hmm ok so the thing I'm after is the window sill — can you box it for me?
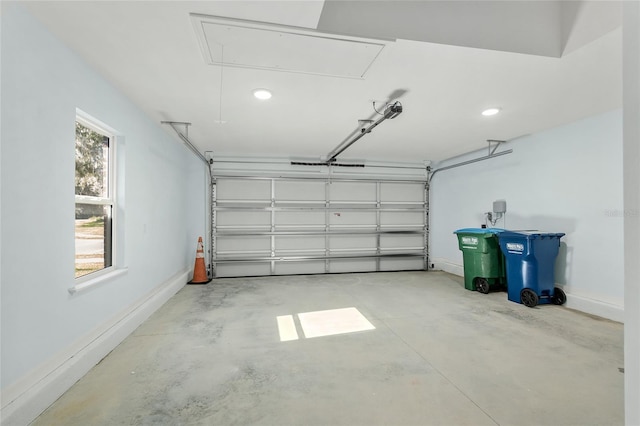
[68,268,128,295]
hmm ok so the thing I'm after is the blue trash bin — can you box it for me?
[498,231,566,307]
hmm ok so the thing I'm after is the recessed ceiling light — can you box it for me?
[482,107,501,116]
[253,89,272,100]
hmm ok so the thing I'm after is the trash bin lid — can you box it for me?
[498,230,565,239]
[454,228,506,235]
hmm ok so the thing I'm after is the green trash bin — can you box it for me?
[454,228,506,293]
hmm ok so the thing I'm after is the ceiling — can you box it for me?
[24,1,622,163]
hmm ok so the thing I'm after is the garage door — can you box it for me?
[212,176,428,277]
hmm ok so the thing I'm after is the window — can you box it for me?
[75,117,115,278]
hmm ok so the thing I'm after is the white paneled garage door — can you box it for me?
[212,176,428,277]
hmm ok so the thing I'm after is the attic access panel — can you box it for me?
[191,14,388,78]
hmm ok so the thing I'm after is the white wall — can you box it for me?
[623,2,640,423]
[431,109,624,321]
[0,3,205,422]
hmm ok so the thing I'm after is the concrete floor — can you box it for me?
[33,271,624,425]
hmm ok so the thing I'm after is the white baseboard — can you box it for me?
[564,292,624,323]
[431,258,623,323]
[0,269,189,426]
[431,258,464,277]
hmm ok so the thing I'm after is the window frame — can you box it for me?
[74,113,117,282]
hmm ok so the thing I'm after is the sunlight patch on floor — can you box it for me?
[298,307,375,339]
[276,315,299,341]
[277,307,375,342]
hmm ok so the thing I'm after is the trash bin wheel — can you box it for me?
[552,287,567,305]
[475,278,490,294]
[521,288,538,308]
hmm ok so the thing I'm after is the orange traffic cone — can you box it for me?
[188,237,211,284]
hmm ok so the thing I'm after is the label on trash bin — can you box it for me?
[461,236,478,247]
[506,242,525,253]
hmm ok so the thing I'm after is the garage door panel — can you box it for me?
[216,263,271,277]
[329,181,376,201]
[380,258,425,271]
[216,236,271,252]
[212,177,427,277]
[380,211,424,226]
[329,259,377,273]
[276,261,325,275]
[217,179,270,200]
[275,236,325,251]
[330,235,377,250]
[329,212,376,226]
[380,234,424,250]
[380,182,424,202]
[275,180,325,201]
[275,211,325,226]
[217,211,271,227]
